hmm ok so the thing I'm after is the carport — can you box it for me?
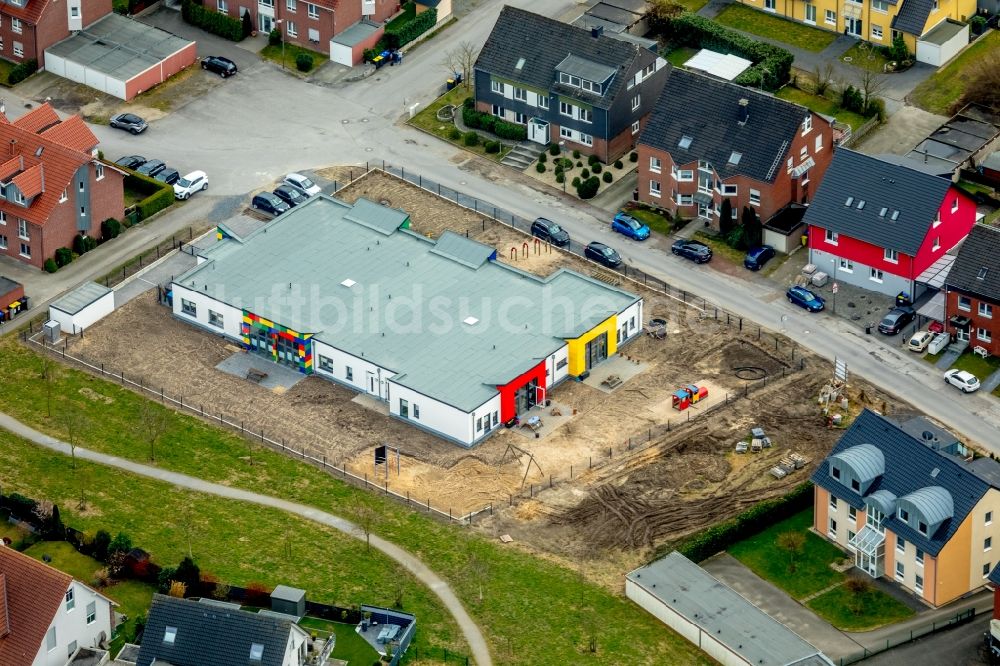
[44,13,197,101]
[916,19,969,67]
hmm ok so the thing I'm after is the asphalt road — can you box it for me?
[861,617,990,666]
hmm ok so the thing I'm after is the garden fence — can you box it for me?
[835,607,979,665]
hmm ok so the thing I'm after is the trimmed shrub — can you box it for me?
[460,106,527,140]
[44,258,57,273]
[556,172,565,184]
[576,160,583,167]
[581,168,590,179]
[536,162,546,173]
[54,247,73,267]
[572,176,581,188]
[295,53,314,72]
[592,163,602,174]
[362,48,378,63]
[865,97,887,121]
[493,120,527,141]
[602,172,613,183]
[101,218,122,241]
[92,530,112,562]
[73,234,88,256]
[8,59,38,86]
[268,28,282,46]
[554,165,563,176]
[629,151,638,163]
[576,176,600,199]
[384,5,437,50]
[614,159,624,169]
[572,149,581,159]
[109,532,133,556]
[182,0,244,41]
[463,131,479,146]
[448,126,462,140]
[588,154,599,166]
[126,172,174,221]
[463,96,475,109]
[84,236,97,252]
[484,140,500,153]
[841,85,865,114]
[548,143,560,156]
[971,14,988,34]
[538,152,546,163]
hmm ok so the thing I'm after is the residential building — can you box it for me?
[0,544,116,666]
[170,195,643,447]
[805,149,977,297]
[135,595,309,666]
[0,102,125,270]
[738,0,974,59]
[636,68,833,229]
[474,6,669,162]
[0,0,111,66]
[811,409,1000,607]
[944,223,1000,354]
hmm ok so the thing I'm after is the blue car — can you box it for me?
[743,245,775,271]
[786,286,825,312]
[611,213,650,241]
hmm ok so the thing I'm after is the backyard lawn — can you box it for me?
[807,583,914,631]
[665,46,698,68]
[950,350,1000,380]
[776,86,869,131]
[626,206,673,236]
[714,5,837,52]
[0,338,713,666]
[298,616,379,664]
[910,31,1000,115]
[408,86,511,162]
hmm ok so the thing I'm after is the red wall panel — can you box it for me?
[497,360,547,422]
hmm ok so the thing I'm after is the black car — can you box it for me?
[154,168,180,186]
[136,159,166,177]
[252,192,290,216]
[878,306,916,335]
[671,239,713,263]
[273,184,309,208]
[109,113,147,134]
[584,241,622,268]
[201,56,237,78]
[530,217,570,247]
[115,155,146,170]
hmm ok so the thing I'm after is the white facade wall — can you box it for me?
[32,582,113,666]
[67,0,83,31]
[545,344,570,388]
[312,338,392,398]
[49,291,115,335]
[281,625,308,666]
[617,301,643,346]
[470,394,503,445]
[171,284,244,340]
[387,382,475,445]
[809,248,913,297]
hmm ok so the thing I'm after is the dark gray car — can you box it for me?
[136,159,165,177]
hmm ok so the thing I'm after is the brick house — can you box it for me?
[474,6,669,163]
[0,103,125,270]
[0,0,111,66]
[805,149,977,298]
[636,69,833,229]
[944,223,1000,354]
[812,409,1000,608]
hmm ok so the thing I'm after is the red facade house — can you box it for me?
[0,0,111,66]
[636,68,833,229]
[0,103,125,270]
[805,150,977,298]
[944,224,1000,354]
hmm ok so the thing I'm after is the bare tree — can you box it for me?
[58,402,85,470]
[441,41,478,90]
[855,42,888,110]
[138,399,170,462]
[812,62,836,97]
[646,0,685,35]
[776,531,806,573]
[38,352,55,418]
[962,54,1000,113]
[350,501,379,553]
[176,501,199,560]
[464,545,490,604]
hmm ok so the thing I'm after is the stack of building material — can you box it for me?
[751,440,763,453]
[750,427,772,449]
[790,453,807,469]
[770,466,788,479]
[735,441,748,453]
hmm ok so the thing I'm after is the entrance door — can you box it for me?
[957,327,970,342]
[585,333,608,371]
[528,119,550,145]
[846,17,863,37]
[259,14,273,33]
[515,380,538,415]
[618,323,628,345]
[367,371,377,394]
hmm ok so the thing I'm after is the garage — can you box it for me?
[329,20,384,67]
[48,282,115,336]
[44,13,197,101]
[916,19,969,67]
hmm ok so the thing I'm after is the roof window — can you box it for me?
[678,135,693,149]
[250,643,264,661]
[164,627,177,644]
[879,207,887,217]
[845,196,854,207]
[728,151,742,165]
[856,200,866,210]
[979,267,989,280]
[515,57,525,71]
[891,210,899,221]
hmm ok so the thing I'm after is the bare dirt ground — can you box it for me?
[58,168,908,577]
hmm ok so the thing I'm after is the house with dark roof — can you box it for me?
[0,0,112,66]
[805,149,977,298]
[811,409,1000,607]
[136,595,310,666]
[944,224,1000,355]
[473,6,669,162]
[636,68,834,230]
[0,102,125,270]
[0,544,116,666]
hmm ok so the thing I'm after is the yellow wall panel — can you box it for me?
[566,315,618,376]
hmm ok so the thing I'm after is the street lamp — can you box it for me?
[830,257,839,315]
[559,140,566,193]
[274,19,286,70]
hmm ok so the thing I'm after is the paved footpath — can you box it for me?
[0,411,493,666]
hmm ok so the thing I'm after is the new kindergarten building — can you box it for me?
[170,196,642,447]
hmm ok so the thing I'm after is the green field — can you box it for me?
[910,31,1000,115]
[776,86,870,131]
[0,338,712,665]
[714,5,837,52]
[665,46,698,68]
[260,42,328,74]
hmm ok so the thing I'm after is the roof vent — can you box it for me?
[678,135,693,150]
[340,279,356,288]
[845,196,854,207]
[515,57,525,71]
[463,316,479,326]
[979,267,989,280]
[922,430,934,441]
[591,26,603,38]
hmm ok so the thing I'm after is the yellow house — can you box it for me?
[739,0,975,55]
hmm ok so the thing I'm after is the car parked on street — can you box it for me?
[786,286,825,312]
[115,155,146,170]
[109,113,147,134]
[611,212,650,241]
[530,217,569,247]
[284,173,321,196]
[878,306,916,335]
[584,241,622,268]
[201,55,237,78]
[944,369,981,393]
[136,159,165,177]
[252,191,290,216]
[908,330,934,352]
[173,171,208,200]
[273,184,309,208]
[743,245,775,271]
[671,239,712,263]
[154,168,180,186]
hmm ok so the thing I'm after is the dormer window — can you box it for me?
[898,508,909,521]
[581,79,602,94]
[831,465,841,479]
[918,521,928,535]
[850,478,860,492]
[559,72,582,88]
[11,189,24,205]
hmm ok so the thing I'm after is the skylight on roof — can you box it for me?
[678,135,693,149]
[250,643,264,661]
[845,197,854,207]
[879,207,887,217]
[980,267,990,280]
[164,627,177,644]
[340,279,357,288]
[891,210,900,221]
[463,316,479,326]
[515,57,526,71]
[857,200,866,210]
[728,151,742,165]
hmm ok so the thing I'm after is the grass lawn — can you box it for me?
[385,2,416,31]
[728,509,846,599]
[0,59,16,88]
[840,42,891,72]
[298,617,379,664]
[665,46,698,68]
[677,0,710,10]
[627,207,673,236]
[923,348,945,366]
[807,584,915,631]
[950,350,1000,380]
[714,5,837,52]
[0,338,712,666]
[776,86,869,131]
[408,86,511,163]
[260,43,328,74]
[123,186,147,209]
[693,231,747,267]
[910,31,1000,115]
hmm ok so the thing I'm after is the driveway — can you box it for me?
[861,616,989,666]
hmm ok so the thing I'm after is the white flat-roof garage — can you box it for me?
[48,281,114,335]
[171,195,642,447]
[44,13,197,101]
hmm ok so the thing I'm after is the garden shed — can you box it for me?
[48,281,114,335]
[270,585,307,617]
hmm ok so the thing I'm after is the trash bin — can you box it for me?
[896,291,911,307]
[866,323,873,334]
[446,78,456,91]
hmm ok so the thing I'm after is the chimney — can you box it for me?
[738,98,749,125]
[591,25,603,38]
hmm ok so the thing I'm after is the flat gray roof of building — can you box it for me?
[270,585,305,602]
[176,196,639,411]
[332,20,381,46]
[627,552,831,666]
[46,13,192,81]
[50,281,112,316]
[921,18,967,45]
[0,275,20,296]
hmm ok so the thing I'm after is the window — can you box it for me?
[59,189,67,203]
[580,108,593,123]
[307,27,319,41]
[70,6,80,17]
[346,366,353,381]
[805,3,816,22]
[559,101,573,117]
[250,643,264,661]
[86,600,96,624]
[400,398,409,418]
[896,536,906,552]
[318,355,333,372]
[96,164,104,181]
[17,218,27,240]
[181,299,197,317]
[537,95,549,110]
[632,120,640,135]
[871,25,883,40]
[218,0,228,11]
[825,229,838,244]
[831,465,841,479]
[847,529,856,547]
[870,268,884,283]
[287,0,296,9]
[79,180,85,192]
[918,520,928,535]
[829,495,837,510]
[979,328,993,343]
[916,548,924,565]
[46,627,56,651]
[722,183,738,196]
[849,506,857,521]
[18,243,29,258]
[164,626,177,644]
[988,511,994,526]
[979,302,993,318]
[649,180,661,198]
[815,134,823,152]
[958,295,971,311]
[802,115,812,133]
[828,517,837,537]
[895,561,904,580]
[66,588,75,611]
[491,104,503,117]
[952,196,959,213]
[307,2,318,18]
[476,417,483,432]
[413,404,420,419]
[581,79,602,94]
[560,127,573,139]
[68,640,78,658]
[749,189,761,206]
[898,507,909,521]
[514,112,526,125]
[11,18,21,34]
[839,258,854,272]
[826,9,836,24]
[631,95,640,111]
[986,563,993,578]
[932,236,940,251]
[677,193,693,206]
[287,21,297,36]
[208,310,224,328]
[649,156,662,173]
[0,235,6,249]
[579,132,593,147]
[851,478,860,492]
[513,87,526,102]
[933,212,941,227]
[678,169,693,182]
[557,358,568,370]
[12,42,21,58]
[915,574,923,592]
[492,411,499,426]
[0,211,5,224]
[490,80,504,94]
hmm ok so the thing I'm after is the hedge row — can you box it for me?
[461,105,528,141]
[669,13,792,92]
[669,482,814,563]
[125,172,175,221]
[384,5,437,50]
[182,0,244,42]
[8,59,38,86]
